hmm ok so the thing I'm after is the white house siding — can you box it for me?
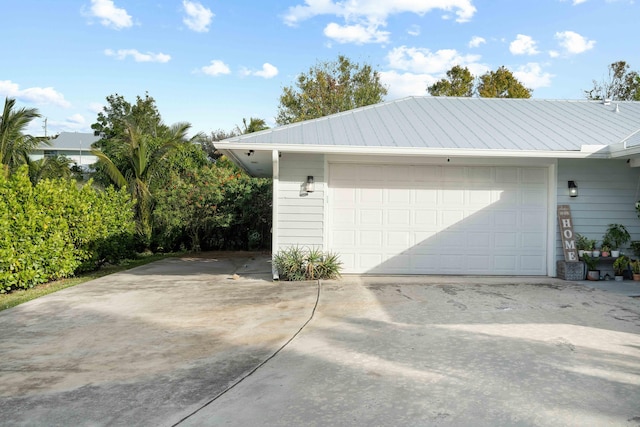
[276,153,325,251]
[556,159,640,261]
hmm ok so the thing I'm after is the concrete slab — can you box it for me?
[182,276,640,427]
[572,279,640,298]
[2,267,640,427]
[0,252,318,427]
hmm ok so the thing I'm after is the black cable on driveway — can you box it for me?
[172,279,322,426]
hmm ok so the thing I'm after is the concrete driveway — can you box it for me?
[1,255,640,426]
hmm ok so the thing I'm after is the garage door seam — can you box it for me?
[172,279,322,426]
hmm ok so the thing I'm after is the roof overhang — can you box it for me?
[218,141,620,177]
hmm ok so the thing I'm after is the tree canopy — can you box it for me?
[0,97,45,172]
[427,66,532,98]
[584,60,640,101]
[427,66,474,97]
[276,55,388,125]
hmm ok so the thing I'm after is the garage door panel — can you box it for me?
[522,168,547,183]
[416,189,438,204]
[360,209,383,225]
[329,164,547,275]
[360,230,383,246]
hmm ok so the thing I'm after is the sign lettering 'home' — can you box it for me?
[557,205,578,262]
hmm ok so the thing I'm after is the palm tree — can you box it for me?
[28,155,74,184]
[91,120,192,246]
[0,97,46,172]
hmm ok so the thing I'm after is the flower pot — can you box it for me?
[633,273,640,281]
[586,270,600,281]
[615,275,624,282]
[611,250,620,257]
[592,250,600,257]
[601,251,610,257]
[578,250,585,257]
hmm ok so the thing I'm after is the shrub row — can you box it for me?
[0,166,136,292]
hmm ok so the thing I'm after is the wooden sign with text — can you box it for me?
[557,205,579,262]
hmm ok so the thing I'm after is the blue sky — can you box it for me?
[1,0,638,137]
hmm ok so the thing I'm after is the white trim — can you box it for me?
[272,150,279,280]
[547,162,558,277]
[323,155,329,253]
[218,144,610,160]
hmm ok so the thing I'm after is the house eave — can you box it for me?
[218,143,610,160]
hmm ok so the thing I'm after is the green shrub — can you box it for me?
[274,246,342,281]
[0,166,136,292]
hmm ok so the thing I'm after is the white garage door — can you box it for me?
[328,163,548,275]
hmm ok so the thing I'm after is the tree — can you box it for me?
[584,61,640,101]
[427,65,474,97]
[0,97,46,172]
[27,155,74,184]
[92,120,192,246]
[276,55,388,125]
[241,117,269,134]
[91,92,161,139]
[427,66,532,99]
[477,66,532,98]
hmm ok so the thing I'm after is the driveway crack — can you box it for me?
[171,279,321,426]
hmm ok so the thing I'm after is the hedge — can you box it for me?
[0,166,136,292]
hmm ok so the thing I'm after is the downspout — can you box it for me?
[272,150,280,280]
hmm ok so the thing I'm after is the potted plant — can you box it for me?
[631,259,640,281]
[591,240,600,258]
[603,223,631,257]
[600,244,611,258]
[582,253,599,281]
[613,255,629,281]
[576,233,590,257]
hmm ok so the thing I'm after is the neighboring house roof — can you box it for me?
[39,132,99,151]
[217,96,640,177]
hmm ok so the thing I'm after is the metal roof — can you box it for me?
[40,132,99,151]
[216,96,640,176]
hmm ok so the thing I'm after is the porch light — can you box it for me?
[305,176,315,193]
[568,181,578,197]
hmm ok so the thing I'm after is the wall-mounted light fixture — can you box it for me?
[246,150,254,157]
[568,180,578,197]
[305,176,315,193]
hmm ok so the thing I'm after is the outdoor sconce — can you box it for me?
[568,180,578,197]
[305,176,315,193]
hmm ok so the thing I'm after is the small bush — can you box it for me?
[274,246,342,281]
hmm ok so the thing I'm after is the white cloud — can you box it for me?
[199,60,231,76]
[242,63,279,79]
[253,63,279,79]
[88,102,104,114]
[386,45,483,74]
[283,0,476,44]
[66,114,86,125]
[555,30,595,54]
[509,34,539,55]
[323,22,390,44]
[548,50,560,58]
[513,63,554,89]
[468,35,485,48]
[87,0,133,29]
[0,80,71,108]
[380,70,435,99]
[381,45,489,100]
[182,0,214,33]
[407,25,420,36]
[104,49,171,63]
